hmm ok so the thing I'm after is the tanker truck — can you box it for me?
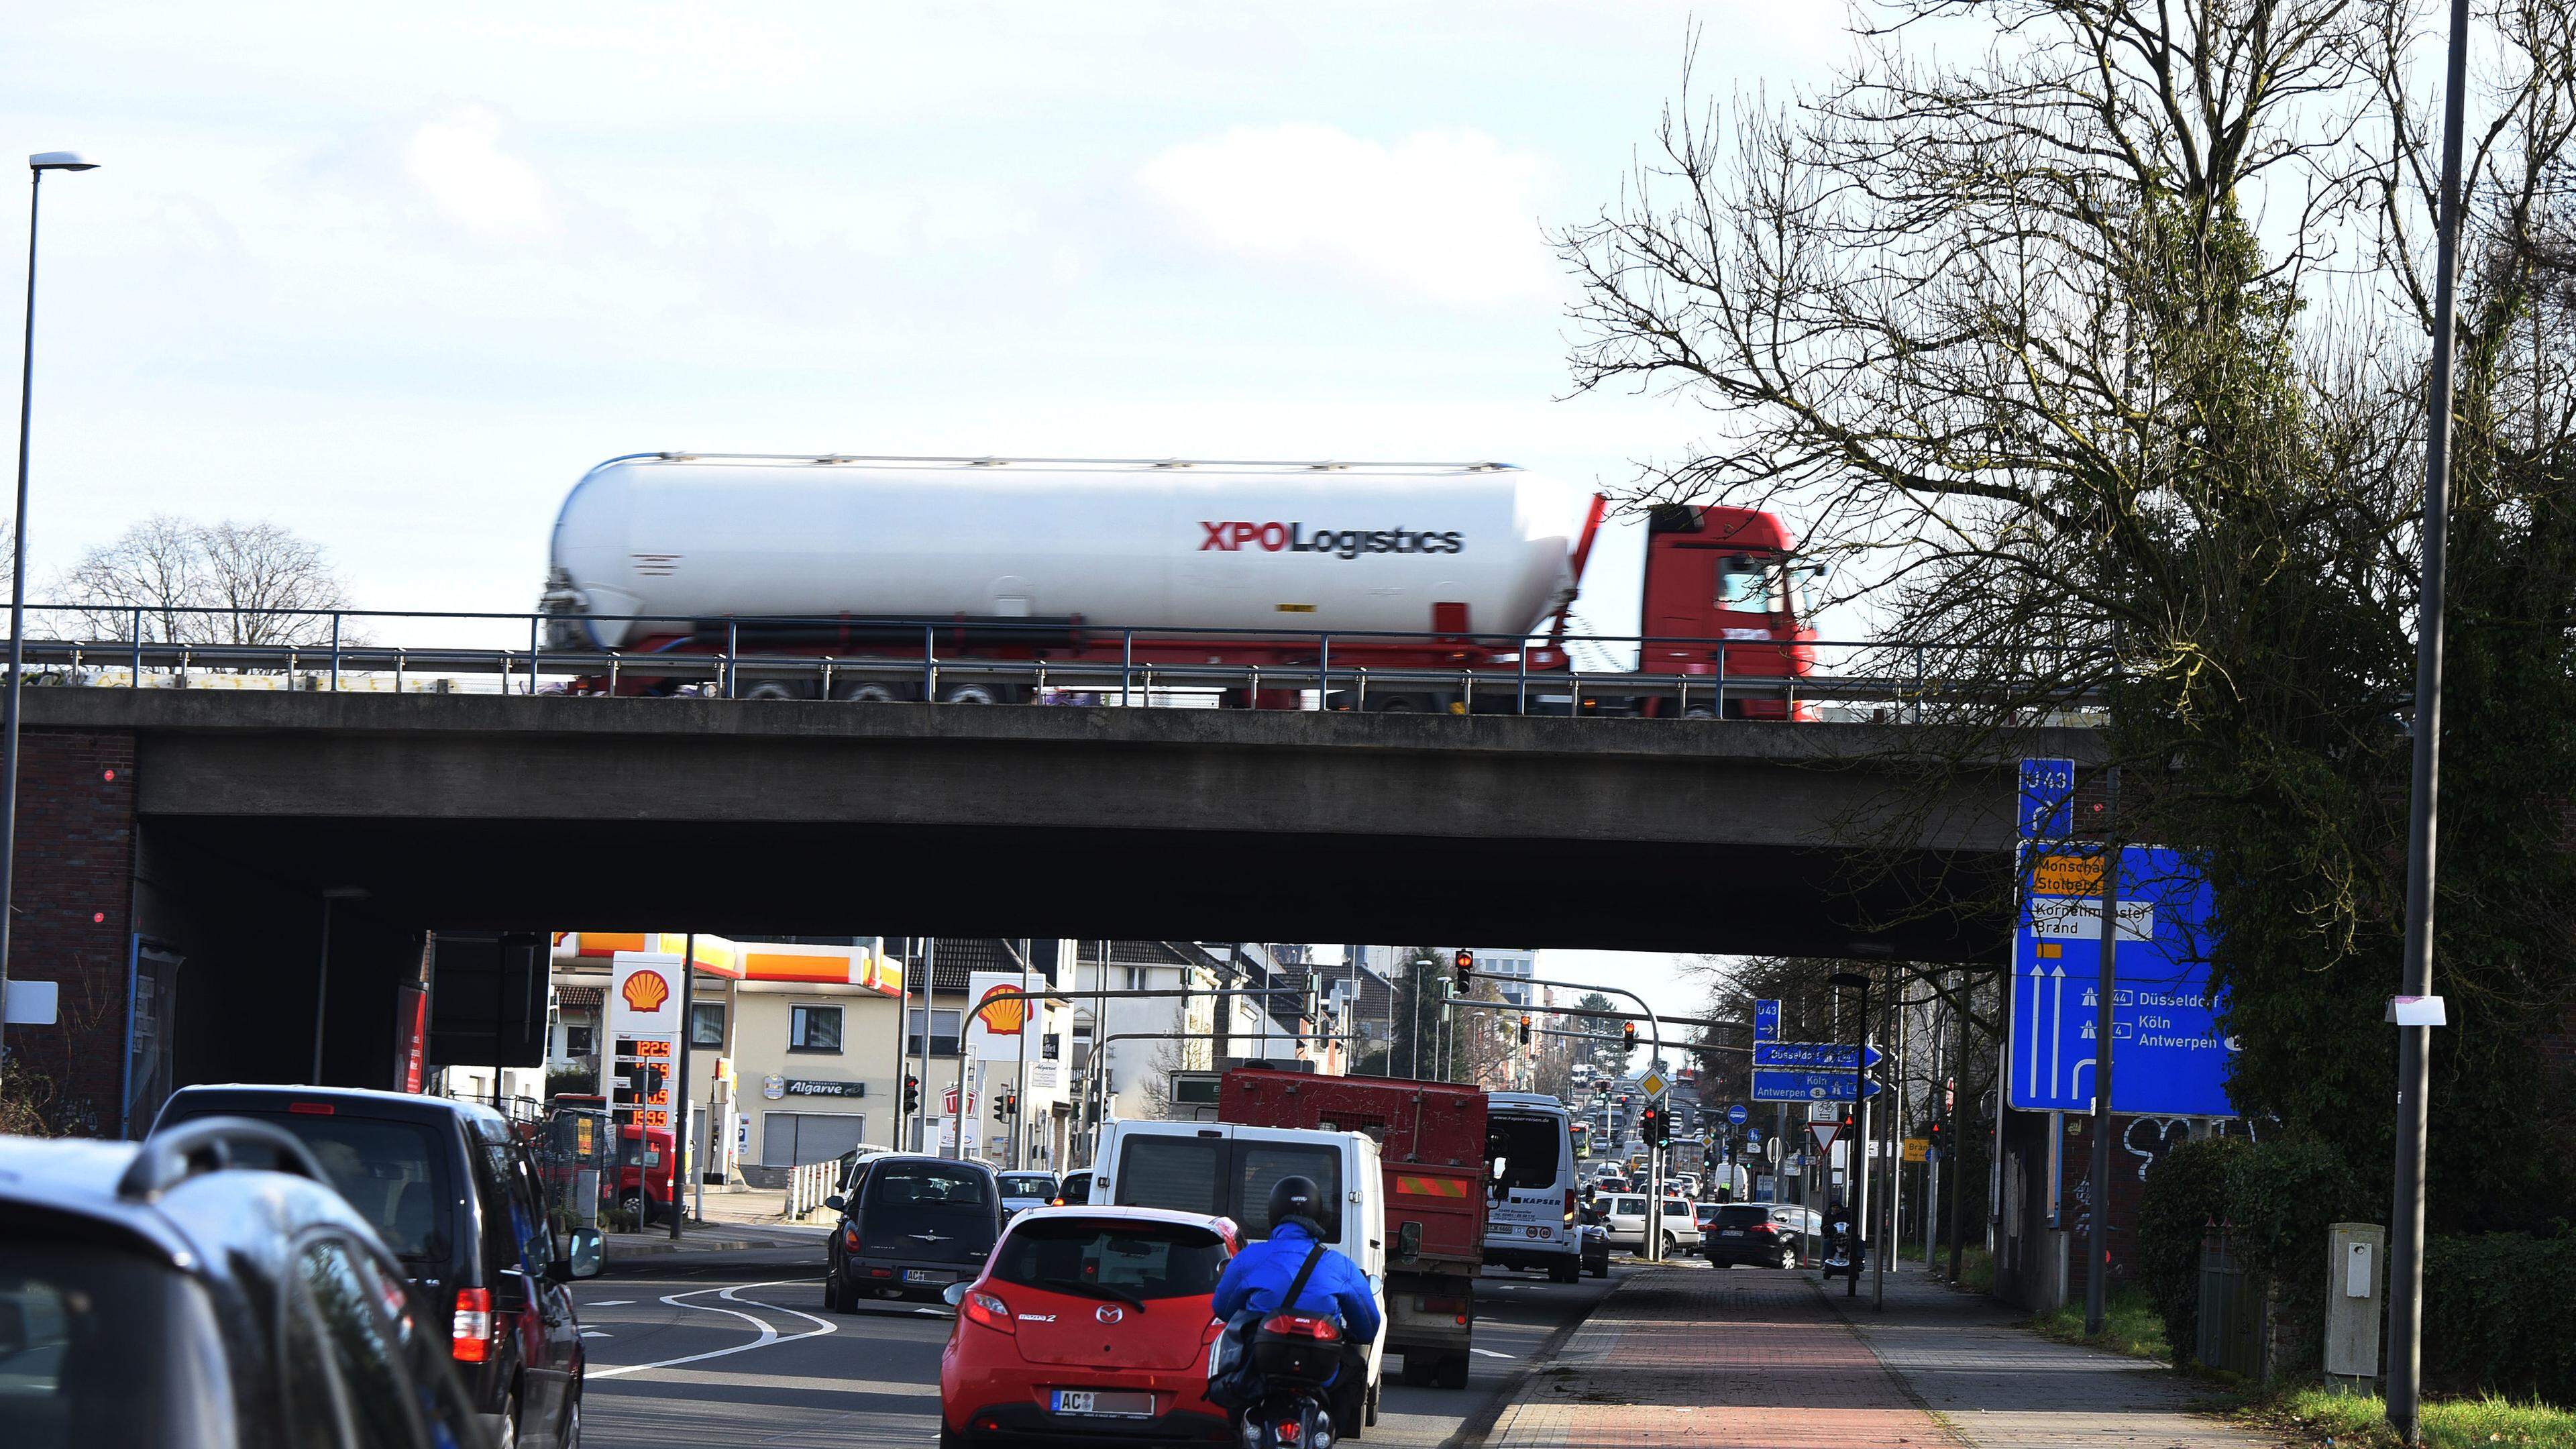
[541,452,1819,714]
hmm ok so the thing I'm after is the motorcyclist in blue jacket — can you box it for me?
[1211,1176,1383,1375]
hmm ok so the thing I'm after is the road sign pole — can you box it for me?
[2086,771,2119,1337]
[1947,966,1970,1284]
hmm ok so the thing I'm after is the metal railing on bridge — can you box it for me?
[0,603,2107,722]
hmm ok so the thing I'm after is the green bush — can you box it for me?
[2137,1135,2248,1364]
[2222,1135,2371,1377]
[2420,1232,2576,1407]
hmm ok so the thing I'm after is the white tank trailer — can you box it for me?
[543,453,1597,650]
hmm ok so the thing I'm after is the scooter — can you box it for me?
[1821,1222,1857,1281]
[1235,1310,1346,1449]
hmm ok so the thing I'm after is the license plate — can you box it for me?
[902,1269,953,1285]
[1722,1228,1746,1236]
[1051,1390,1154,1418]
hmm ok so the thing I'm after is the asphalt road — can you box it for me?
[577,1250,1627,1449]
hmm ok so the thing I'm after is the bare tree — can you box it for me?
[57,515,354,648]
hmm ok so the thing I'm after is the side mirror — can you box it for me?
[565,1227,605,1280]
[823,1195,846,1213]
[1394,1222,1424,1264]
[941,1282,970,1307]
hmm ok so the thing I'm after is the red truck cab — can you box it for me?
[1639,503,1821,718]
[612,1124,676,1222]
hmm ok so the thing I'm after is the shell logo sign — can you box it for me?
[975,983,1028,1035]
[621,968,672,1015]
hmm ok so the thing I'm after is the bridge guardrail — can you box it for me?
[0,603,2108,721]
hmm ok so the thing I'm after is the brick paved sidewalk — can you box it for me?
[1489,1267,1949,1449]
[1489,1265,2277,1449]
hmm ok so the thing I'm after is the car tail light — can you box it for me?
[451,1287,493,1362]
[843,1224,861,1250]
[1563,1189,1577,1225]
[961,1290,1015,1334]
[1261,1313,1341,1342]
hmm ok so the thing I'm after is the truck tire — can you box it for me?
[1549,1258,1579,1284]
[741,679,810,700]
[833,681,909,703]
[1435,1355,1470,1391]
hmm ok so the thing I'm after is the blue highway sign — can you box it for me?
[1727,1104,1749,1126]
[1754,1000,1781,1042]
[1752,1042,1884,1071]
[1751,1069,1883,1103]
[2007,831,2238,1117]
[2019,757,2077,841]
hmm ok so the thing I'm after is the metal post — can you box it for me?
[888,937,912,1150]
[1948,966,1971,1283]
[329,614,343,692]
[669,932,695,1240]
[0,168,46,1065]
[1880,987,1907,1310]
[525,614,537,696]
[1517,647,1528,714]
[922,625,936,704]
[309,896,335,1082]
[129,607,141,688]
[1849,973,1870,1297]
[2389,6,2471,1440]
[1318,636,1330,710]
[2086,770,2121,1336]
[918,937,938,1151]
[1120,633,1132,708]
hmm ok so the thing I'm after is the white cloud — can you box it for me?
[1136,123,1556,308]
[404,106,555,242]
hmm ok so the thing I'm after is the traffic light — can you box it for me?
[1517,1014,1532,1046]
[1926,1119,1947,1157]
[1452,949,1474,994]
[1621,1020,1636,1053]
[1006,1088,1018,1118]
[903,1074,921,1115]
[993,1092,1008,1122]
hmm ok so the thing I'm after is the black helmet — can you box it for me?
[1267,1175,1324,1234]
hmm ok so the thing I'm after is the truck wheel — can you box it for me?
[741,680,810,700]
[1549,1258,1579,1284]
[1434,1356,1470,1391]
[937,682,1009,704]
[833,682,908,703]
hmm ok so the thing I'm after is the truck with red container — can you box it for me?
[543,454,1821,715]
[1220,1065,1489,1389]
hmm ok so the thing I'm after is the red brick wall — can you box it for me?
[4,728,136,1135]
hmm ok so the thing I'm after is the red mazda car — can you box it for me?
[939,1205,1242,1449]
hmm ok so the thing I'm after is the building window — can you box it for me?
[790,1004,843,1053]
[1123,965,1145,991]
[563,1024,595,1059]
[690,1002,726,1048]
[908,1007,963,1057]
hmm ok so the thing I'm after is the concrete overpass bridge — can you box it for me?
[4,688,2094,1130]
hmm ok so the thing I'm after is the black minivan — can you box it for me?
[823,1154,1002,1311]
[155,1084,603,1448]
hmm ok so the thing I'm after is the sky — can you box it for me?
[5,1,1856,1015]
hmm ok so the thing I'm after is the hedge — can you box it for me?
[2135,1135,2247,1364]
[2420,1232,2576,1406]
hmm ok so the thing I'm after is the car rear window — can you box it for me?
[1713,1205,1770,1228]
[1485,1113,1564,1191]
[215,1112,449,1260]
[0,1238,233,1449]
[990,1218,1229,1301]
[1000,1174,1057,1197]
[869,1163,992,1209]
[1113,1136,1341,1240]
[1612,1195,1645,1214]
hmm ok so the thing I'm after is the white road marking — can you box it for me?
[582,1331,614,1338]
[1468,1348,1514,1359]
[584,1299,636,1307]
[586,1281,839,1380]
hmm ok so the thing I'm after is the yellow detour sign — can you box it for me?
[2033,853,2107,896]
[1903,1137,1929,1163]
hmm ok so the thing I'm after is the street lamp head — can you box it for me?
[1828,971,1869,989]
[29,152,99,172]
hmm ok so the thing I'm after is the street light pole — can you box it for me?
[1831,971,1870,1298]
[2389,3,2473,1442]
[0,152,96,1070]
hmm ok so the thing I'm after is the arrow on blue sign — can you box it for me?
[1753,1000,1781,1042]
[1752,1041,1883,1071]
[1750,1069,1883,1102]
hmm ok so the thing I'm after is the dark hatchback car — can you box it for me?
[825,1154,1004,1310]
[0,1117,487,1448]
[1701,1202,1819,1269]
[156,1084,602,1448]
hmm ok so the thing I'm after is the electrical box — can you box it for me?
[2324,1222,2387,1385]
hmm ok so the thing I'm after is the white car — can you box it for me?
[1599,1194,1701,1254]
[996,1170,1059,1218]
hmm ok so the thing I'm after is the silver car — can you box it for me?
[997,1170,1059,1218]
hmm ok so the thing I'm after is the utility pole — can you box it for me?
[668,932,694,1242]
[2086,769,2121,1337]
[2388,3,2471,1441]
[1947,967,1970,1283]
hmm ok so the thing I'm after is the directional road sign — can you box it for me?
[2007,800,2238,1116]
[1745,1128,1762,1145]
[1751,1068,1883,1102]
[1753,999,1781,1042]
[1727,1104,1749,1126]
[1752,1041,1883,1071]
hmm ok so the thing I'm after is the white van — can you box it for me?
[1090,1121,1387,1434]
[1481,1092,1580,1281]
